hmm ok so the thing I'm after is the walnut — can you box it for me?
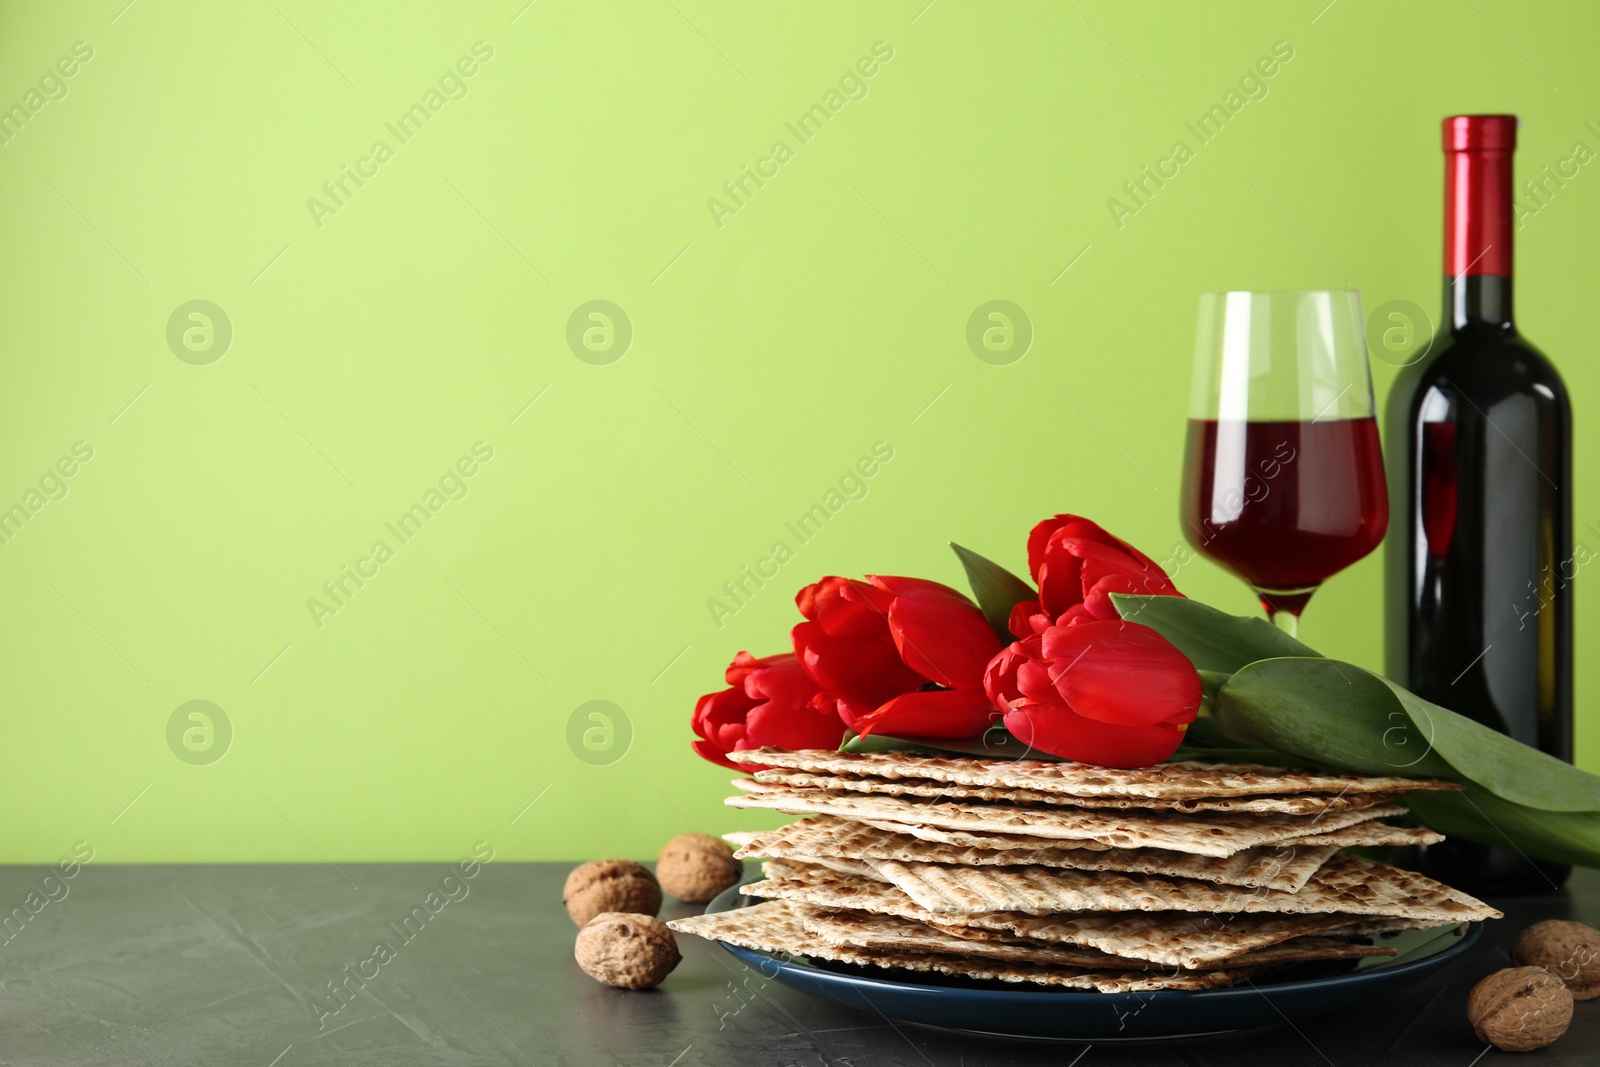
[657,833,743,903]
[563,860,662,926]
[574,912,681,989]
[1510,920,1600,1000]
[1467,966,1573,1051]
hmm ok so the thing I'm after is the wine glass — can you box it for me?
[1180,290,1389,635]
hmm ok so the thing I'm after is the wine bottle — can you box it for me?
[1384,114,1573,895]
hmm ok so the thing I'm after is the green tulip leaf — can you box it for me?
[1171,711,1306,767]
[1195,669,1232,714]
[950,542,1034,645]
[1110,594,1319,673]
[1217,657,1600,813]
[1213,657,1457,779]
[842,728,1062,762]
[1404,786,1600,869]
[1170,745,1309,764]
[1179,715,1288,755]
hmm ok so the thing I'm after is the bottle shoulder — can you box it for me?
[1396,328,1568,408]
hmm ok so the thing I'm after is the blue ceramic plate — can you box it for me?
[704,885,1483,1041]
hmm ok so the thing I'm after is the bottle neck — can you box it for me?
[1446,127,1516,337]
[1446,274,1515,334]
[1444,144,1514,275]
[1443,138,1514,336]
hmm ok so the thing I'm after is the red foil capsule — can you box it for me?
[1442,114,1517,277]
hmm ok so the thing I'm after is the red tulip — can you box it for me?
[984,620,1200,767]
[793,575,1004,741]
[691,651,844,769]
[1009,514,1183,637]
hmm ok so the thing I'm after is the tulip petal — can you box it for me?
[836,576,899,618]
[853,687,1002,740]
[692,687,754,739]
[1037,620,1201,727]
[1007,599,1048,639]
[1056,603,1099,626]
[1029,514,1182,623]
[887,593,1002,688]
[798,577,893,637]
[723,649,765,687]
[1052,516,1171,574]
[1074,544,1182,621]
[1014,659,1059,706]
[1025,519,1059,584]
[792,620,924,708]
[1076,545,1181,595]
[870,574,983,606]
[1036,546,1086,619]
[1029,514,1122,585]
[1004,704,1187,768]
[745,698,848,752]
[982,641,1029,712]
[1080,570,1180,622]
[692,650,831,769]
[742,653,821,701]
[834,697,876,732]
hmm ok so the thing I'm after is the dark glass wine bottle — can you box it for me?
[1384,115,1573,895]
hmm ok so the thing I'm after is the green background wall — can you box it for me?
[2,0,1594,863]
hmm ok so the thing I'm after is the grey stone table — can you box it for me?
[2,862,1596,1066]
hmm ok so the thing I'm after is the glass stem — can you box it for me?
[1268,609,1301,640]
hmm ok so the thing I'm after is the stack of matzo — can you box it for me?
[668,748,1501,992]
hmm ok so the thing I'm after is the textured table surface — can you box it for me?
[2,861,1596,1066]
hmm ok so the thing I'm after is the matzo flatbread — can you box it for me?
[736,815,1337,893]
[1283,824,1445,848]
[746,851,1496,922]
[763,856,880,881]
[796,905,1395,970]
[740,873,1466,967]
[1324,917,1457,938]
[742,851,1491,927]
[795,905,1154,969]
[753,769,1404,815]
[927,913,1446,968]
[727,787,1409,857]
[856,818,1110,852]
[795,852,1498,923]
[668,900,1265,991]
[842,802,1408,856]
[727,748,1459,799]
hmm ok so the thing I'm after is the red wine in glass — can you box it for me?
[1182,290,1388,632]
[1181,417,1389,618]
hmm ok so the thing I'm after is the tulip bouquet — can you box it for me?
[693,514,1203,770]
[690,512,1600,869]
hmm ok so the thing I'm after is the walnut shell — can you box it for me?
[1510,920,1600,1000]
[563,860,662,926]
[1467,966,1572,1051]
[657,833,743,903]
[575,912,681,989]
